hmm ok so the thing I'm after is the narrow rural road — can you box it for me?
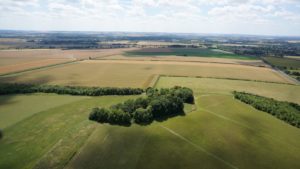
[274,67,300,85]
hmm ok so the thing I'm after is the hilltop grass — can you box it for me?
[66,93,300,169]
[155,76,300,104]
[1,77,300,169]
[0,95,137,169]
[126,48,257,60]
[0,94,88,129]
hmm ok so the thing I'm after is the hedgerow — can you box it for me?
[233,91,300,128]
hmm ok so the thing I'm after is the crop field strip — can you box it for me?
[0,60,79,77]
[0,59,293,88]
[0,48,135,74]
[0,58,75,75]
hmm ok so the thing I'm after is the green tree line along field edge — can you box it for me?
[0,83,143,96]
[233,91,300,128]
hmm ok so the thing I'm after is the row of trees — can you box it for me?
[0,83,143,96]
[89,86,194,126]
[233,91,300,128]
[0,129,2,140]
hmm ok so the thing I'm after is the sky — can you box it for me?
[0,0,300,36]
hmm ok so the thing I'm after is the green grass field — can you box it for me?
[126,48,256,60]
[156,76,300,103]
[1,77,300,169]
[0,94,88,129]
[263,57,300,69]
[0,95,137,169]
[66,92,300,169]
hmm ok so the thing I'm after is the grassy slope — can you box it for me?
[156,76,300,104]
[1,77,299,169]
[66,94,300,169]
[0,95,137,169]
[65,77,300,169]
[126,48,256,60]
[0,94,88,129]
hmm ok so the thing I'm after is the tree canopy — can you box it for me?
[233,91,300,128]
[89,86,194,126]
[0,83,143,96]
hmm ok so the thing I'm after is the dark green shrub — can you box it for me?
[133,107,153,124]
[89,107,110,123]
[108,109,131,125]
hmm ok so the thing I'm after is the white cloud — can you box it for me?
[0,0,299,35]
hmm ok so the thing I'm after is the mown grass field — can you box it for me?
[0,76,299,169]
[156,76,300,103]
[126,48,256,60]
[0,95,137,169]
[65,78,300,169]
[0,94,88,129]
[0,60,292,87]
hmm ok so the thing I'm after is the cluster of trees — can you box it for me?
[233,91,300,128]
[89,86,194,126]
[0,83,143,96]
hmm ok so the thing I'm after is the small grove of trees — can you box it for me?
[89,86,194,126]
[0,83,143,96]
[233,91,300,128]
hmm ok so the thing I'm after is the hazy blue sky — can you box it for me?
[0,0,300,36]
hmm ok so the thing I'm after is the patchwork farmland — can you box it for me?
[0,41,300,169]
[0,59,293,88]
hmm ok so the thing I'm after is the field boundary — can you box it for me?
[262,58,300,85]
[148,74,161,88]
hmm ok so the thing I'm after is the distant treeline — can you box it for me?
[89,86,194,126]
[233,91,300,128]
[219,44,300,57]
[0,83,143,96]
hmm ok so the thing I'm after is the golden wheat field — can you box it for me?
[0,48,134,74]
[1,59,293,87]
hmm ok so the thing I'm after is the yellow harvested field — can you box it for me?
[0,48,134,74]
[1,60,293,87]
[0,58,73,74]
[105,54,268,67]
[0,48,133,61]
